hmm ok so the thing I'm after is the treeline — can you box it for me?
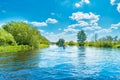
[56,30,120,48]
[0,22,49,52]
[85,36,120,48]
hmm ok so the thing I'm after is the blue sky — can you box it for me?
[0,0,120,41]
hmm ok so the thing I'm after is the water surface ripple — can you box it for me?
[0,45,120,80]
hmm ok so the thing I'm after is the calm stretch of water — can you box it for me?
[0,45,120,80]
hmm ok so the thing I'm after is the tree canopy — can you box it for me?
[77,30,86,46]
[0,29,16,46]
[56,38,65,47]
[2,22,49,48]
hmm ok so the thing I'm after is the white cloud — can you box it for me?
[39,29,45,33]
[69,12,101,31]
[78,21,89,26]
[64,27,79,33]
[0,23,5,27]
[95,29,112,34]
[69,12,99,23]
[23,20,29,23]
[24,18,58,27]
[43,32,77,42]
[111,0,116,5]
[75,0,90,8]
[110,0,120,13]
[31,22,47,27]
[75,3,81,8]
[117,3,120,12]
[83,26,101,31]
[46,18,58,24]
[94,22,120,35]
[68,24,82,28]
[111,22,120,29]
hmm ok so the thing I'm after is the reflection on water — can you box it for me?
[0,45,120,80]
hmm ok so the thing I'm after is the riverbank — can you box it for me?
[0,44,49,53]
[64,41,120,48]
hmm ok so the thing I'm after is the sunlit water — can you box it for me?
[0,45,120,80]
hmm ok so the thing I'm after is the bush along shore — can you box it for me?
[0,22,49,53]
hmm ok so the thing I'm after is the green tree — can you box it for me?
[77,30,86,46]
[2,22,49,48]
[0,29,16,46]
[56,38,65,47]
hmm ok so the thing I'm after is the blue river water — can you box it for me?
[0,45,120,80]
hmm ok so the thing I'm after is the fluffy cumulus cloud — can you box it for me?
[75,0,90,8]
[110,0,120,13]
[95,22,120,34]
[46,18,58,24]
[117,3,120,12]
[25,18,58,27]
[95,28,112,34]
[31,22,47,27]
[64,27,79,33]
[68,12,100,31]
[111,0,116,5]
[69,12,99,23]
[111,22,120,29]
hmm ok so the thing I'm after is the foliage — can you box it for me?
[77,30,86,46]
[2,22,49,48]
[56,38,65,47]
[0,29,16,46]
[0,45,33,53]
[39,44,49,49]
[85,36,118,48]
[68,41,77,46]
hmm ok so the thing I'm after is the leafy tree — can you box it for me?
[77,30,86,46]
[2,22,49,48]
[56,38,65,47]
[0,29,16,46]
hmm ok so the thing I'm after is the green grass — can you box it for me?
[0,45,33,53]
[0,44,49,53]
[113,44,120,48]
[39,44,49,48]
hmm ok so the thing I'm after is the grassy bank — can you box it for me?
[39,44,49,49]
[0,44,49,53]
[84,41,120,49]
[0,45,33,53]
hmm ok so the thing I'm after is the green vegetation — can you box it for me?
[0,45,33,53]
[3,22,49,48]
[66,41,78,46]
[85,36,120,48]
[55,30,120,49]
[77,30,86,46]
[0,22,49,53]
[0,29,16,46]
[1,21,120,53]
[56,38,65,47]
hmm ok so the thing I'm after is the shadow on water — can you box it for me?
[0,50,42,72]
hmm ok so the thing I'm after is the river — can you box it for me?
[0,45,120,80]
